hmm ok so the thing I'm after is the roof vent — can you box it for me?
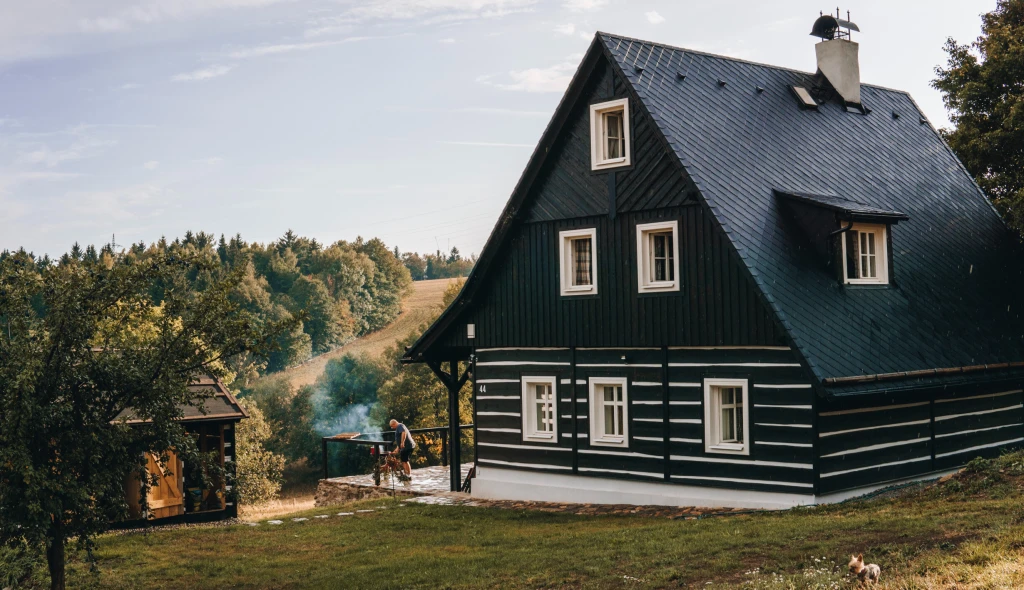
[810,9,861,105]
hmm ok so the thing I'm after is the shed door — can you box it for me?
[146,451,184,519]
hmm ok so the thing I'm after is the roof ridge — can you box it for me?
[596,31,911,95]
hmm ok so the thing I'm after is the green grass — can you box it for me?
[51,453,1024,588]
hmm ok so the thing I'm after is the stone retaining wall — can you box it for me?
[314,480,422,507]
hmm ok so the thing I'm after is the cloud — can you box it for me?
[17,137,117,167]
[563,0,608,12]
[172,64,233,81]
[77,0,292,34]
[119,82,141,90]
[439,37,456,44]
[143,160,159,170]
[645,11,665,24]
[227,35,400,59]
[63,184,169,222]
[194,156,224,165]
[554,23,576,35]
[304,0,537,35]
[478,55,582,93]
[440,141,534,148]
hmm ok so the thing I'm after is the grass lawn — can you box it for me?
[58,453,1024,589]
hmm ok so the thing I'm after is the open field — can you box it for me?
[278,278,455,390]
[63,453,1024,589]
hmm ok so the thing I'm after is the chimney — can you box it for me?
[810,10,861,105]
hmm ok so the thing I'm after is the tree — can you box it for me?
[234,399,285,507]
[288,275,345,354]
[933,0,1024,234]
[0,252,289,589]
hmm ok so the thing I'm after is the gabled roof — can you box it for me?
[406,31,1024,395]
[115,375,248,424]
[599,32,1024,389]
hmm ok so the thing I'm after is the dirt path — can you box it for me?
[279,278,456,390]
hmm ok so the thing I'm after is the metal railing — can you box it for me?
[321,424,474,482]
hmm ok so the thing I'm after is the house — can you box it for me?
[118,375,247,523]
[402,15,1024,509]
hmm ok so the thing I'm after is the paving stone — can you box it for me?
[267,520,283,525]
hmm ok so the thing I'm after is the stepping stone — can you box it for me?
[356,509,374,513]
[292,518,308,522]
[267,520,283,525]
[314,515,329,519]
[337,512,354,516]
[245,522,260,527]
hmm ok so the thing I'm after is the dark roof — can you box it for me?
[599,32,1024,389]
[774,190,909,222]
[405,32,1024,395]
[114,375,248,424]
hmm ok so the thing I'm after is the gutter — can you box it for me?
[823,361,1024,386]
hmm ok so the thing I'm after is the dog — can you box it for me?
[848,554,881,586]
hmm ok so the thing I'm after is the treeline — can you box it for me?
[401,247,475,280]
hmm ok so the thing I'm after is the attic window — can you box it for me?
[590,98,631,170]
[791,86,817,109]
[841,223,889,285]
[559,228,597,296]
[636,220,680,293]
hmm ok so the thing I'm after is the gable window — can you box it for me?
[636,220,681,293]
[590,98,631,170]
[704,378,749,455]
[522,376,558,442]
[589,377,628,447]
[559,228,597,296]
[841,223,889,285]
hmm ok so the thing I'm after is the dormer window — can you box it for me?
[636,220,680,293]
[590,98,631,170]
[559,228,597,296]
[841,223,889,285]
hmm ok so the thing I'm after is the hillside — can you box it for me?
[279,278,455,390]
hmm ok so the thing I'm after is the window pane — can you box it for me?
[736,403,744,443]
[604,404,615,434]
[603,386,614,402]
[573,238,592,286]
[615,405,624,436]
[721,407,734,441]
[845,230,858,279]
[666,234,674,281]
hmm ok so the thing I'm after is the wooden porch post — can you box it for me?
[449,359,461,493]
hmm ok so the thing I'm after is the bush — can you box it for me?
[234,400,285,506]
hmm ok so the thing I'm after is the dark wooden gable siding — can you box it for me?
[436,52,784,351]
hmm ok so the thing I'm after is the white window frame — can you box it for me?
[840,223,889,285]
[703,378,750,456]
[559,228,598,296]
[588,377,629,448]
[590,98,631,171]
[521,376,558,443]
[636,220,681,293]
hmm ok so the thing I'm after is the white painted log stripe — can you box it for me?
[752,384,813,389]
[818,401,929,417]
[477,427,521,433]
[935,389,1023,403]
[576,347,661,351]
[670,475,813,488]
[478,442,572,452]
[559,433,589,438]
[561,415,572,419]
[935,423,1022,439]
[635,418,665,423]
[476,361,570,367]
[754,404,812,410]
[478,411,520,417]
[477,379,520,384]
[478,459,572,470]
[756,423,813,429]
[476,347,570,352]
[670,401,701,406]
[631,400,662,405]
[669,362,801,368]
[477,396,519,400]
[576,398,587,403]
[632,381,663,387]
[669,382,701,388]
[560,379,587,385]
[820,438,929,458]
[668,346,791,351]
[578,467,664,478]
[934,404,1023,421]
[818,419,930,438]
[669,418,701,424]
[579,449,662,459]
[634,436,664,442]
[577,363,662,368]
[755,441,813,448]
[935,438,1024,458]
[820,456,931,478]
[669,438,702,444]
[560,398,571,403]
[670,455,813,469]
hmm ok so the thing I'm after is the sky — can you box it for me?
[0,0,998,259]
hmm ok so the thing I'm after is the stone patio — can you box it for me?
[315,463,475,506]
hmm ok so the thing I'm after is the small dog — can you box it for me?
[848,554,881,586]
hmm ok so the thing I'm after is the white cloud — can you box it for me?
[194,156,224,165]
[440,140,534,148]
[439,37,456,44]
[304,0,536,35]
[227,35,400,59]
[143,160,159,170]
[77,0,292,34]
[554,23,576,35]
[171,64,232,81]
[564,0,608,12]
[63,184,169,222]
[645,11,665,24]
[478,55,582,93]
[119,82,141,90]
[18,137,117,167]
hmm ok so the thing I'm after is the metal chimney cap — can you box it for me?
[811,14,860,40]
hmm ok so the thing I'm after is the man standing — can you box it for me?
[390,419,415,482]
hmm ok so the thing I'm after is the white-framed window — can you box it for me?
[559,228,597,296]
[590,98,631,170]
[636,220,681,293]
[703,378,750,455]
[841,223,889,285]
[588,377,628,447]
[521,377,558,442]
